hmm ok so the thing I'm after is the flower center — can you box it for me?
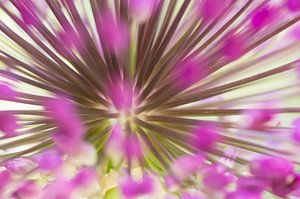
[118,109,136,127]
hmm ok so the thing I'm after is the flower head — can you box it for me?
[0,0,300,198]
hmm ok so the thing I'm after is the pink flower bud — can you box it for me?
[14,0,40,27]
[190,125,220,152]
[5,158,36,175]
[292,125,300,143]
[251,5,277,31]
[98,11,129,54]
[202,164,234,191]
[243,109,275,130]
[57,26,80,50]
[0,83,18,101]
[12,180,41,199]
[44,96,86,155]
[290,24,300,40]
[44,96,78,128]
[106,123,124,156]
[197,0,229,23]
[182,190,207,199]
[221,32,246,61]
[120,174,154,198]
[236,176,267,195]
[171,155,204,181]
[124,135,142,161]
[130,0,159,23]
[41,178,75,199]
[0,170,12,194]
[71,167,97,188]
[286,0,300,12]
[53,134,86,155]
[34,150,63,172]
[250,156,294,182]
[271,174,300,197]
[172,59,208,90]
[226,191,262,199]
[0,111,18,138]
[108,80,134,111]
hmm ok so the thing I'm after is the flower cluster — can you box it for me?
[0,0,300,198]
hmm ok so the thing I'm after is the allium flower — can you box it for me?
[1,0,300,198]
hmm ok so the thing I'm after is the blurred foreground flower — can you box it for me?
[1,0,300,198]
